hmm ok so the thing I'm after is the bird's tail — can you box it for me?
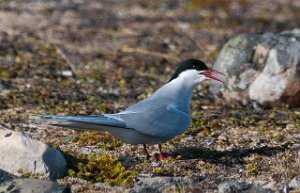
[30,114,127,131]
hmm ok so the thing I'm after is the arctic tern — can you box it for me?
[32,59,225,160]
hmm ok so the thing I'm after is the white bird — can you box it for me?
[32,59,225,160]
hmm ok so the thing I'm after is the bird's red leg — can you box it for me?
[158,144,170,160]
[143,144,151,160]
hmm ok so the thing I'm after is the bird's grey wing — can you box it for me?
[31,114,127,131]
[118,99,191,139]
[31,114,167,144]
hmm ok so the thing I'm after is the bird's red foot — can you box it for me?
[159,152,172,160]
[143,144,172,160]
[158,144,172,160]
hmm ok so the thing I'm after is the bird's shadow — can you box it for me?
[171,145,287,165]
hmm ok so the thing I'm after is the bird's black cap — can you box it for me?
[168,59,208,82]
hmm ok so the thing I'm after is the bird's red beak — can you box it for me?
[200,69,225,83]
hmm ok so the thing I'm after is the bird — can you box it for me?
[32,59,225,160]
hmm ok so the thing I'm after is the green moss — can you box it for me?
[72,136,79,143]
[76,131,105,146]
[246,161,259,176]
[274,134,284,142]
[245,155,263,176]
[67,153,137,187]
[191,119,204,129]
[151,160,183,177]
[202,126,217,137]
[87,95,103,104]
[0,69,10,78]
[219,156,230,162]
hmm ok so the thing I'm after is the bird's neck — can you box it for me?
[153,76,198,113]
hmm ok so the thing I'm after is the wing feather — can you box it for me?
[31,114,127,131]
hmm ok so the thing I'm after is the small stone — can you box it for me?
[218,181,250,193]
[0,179,70,193]
[289,176,300,190]
[286,124,296,130]
[61,70,73,77]
[0,169,13,183]
[217,135,229,143]
[130,184,160,193]
[198,160,206,168]
[132,177,201,193]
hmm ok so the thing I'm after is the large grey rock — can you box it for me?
[0,128,67,180]
[218,181,275,193]
[0,179,70,193]
[210,29,300,107]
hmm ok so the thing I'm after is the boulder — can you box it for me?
[0,169,13,183]
[0,179,70,193]
[0,128,67,180]
[210,29,300,107]
[218,181,275,193]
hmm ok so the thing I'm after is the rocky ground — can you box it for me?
[1,0,300,192]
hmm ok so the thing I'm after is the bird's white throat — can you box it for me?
[152,70,206,113]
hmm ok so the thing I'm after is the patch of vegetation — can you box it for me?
[245,155,263,176]
[246,161,259,176]
[135,159,189,177]
[152,160,180,176]
[73,131,123,150]
[17,169,39,178]
[67,152,137,188]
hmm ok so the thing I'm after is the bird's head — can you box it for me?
[168,59,225,85]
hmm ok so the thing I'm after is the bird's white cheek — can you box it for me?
[195,76,207,84]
